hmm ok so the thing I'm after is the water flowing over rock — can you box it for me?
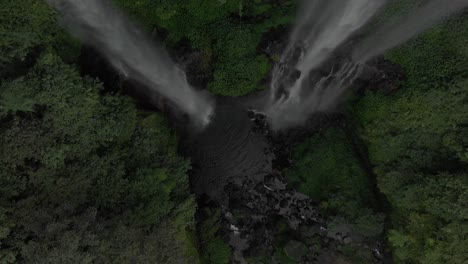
[267,0,468,130]
[268,61,364,130]
[48,0,214,127]
[267,0,386,129]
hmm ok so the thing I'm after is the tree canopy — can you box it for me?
[353,11,468,264]
[0,1,198,262]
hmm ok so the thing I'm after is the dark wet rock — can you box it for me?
[174,40,213,89]
[284,240,308,262]
[79,46,122,91]
[343,236,353,245]
[316,252,351,264]
[183,92,390,263]
[185,107,338,262]
[358,57,406,94]
[178,50,212,88]
[259,26,290,60]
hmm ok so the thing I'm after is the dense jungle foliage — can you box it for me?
[1,0,467,263]
[352,13,468,264]
[0,1,198,263]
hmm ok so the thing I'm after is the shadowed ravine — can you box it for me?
[47,0,468,262]
[181,95,391,263]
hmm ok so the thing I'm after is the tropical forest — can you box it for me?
[0,0,467,263]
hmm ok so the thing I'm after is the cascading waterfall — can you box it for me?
[268,62,363,129]
[353,0,468,62]
[47,0,468,130]
[268,0,468,130]
[267,0,386,129]
[271,0,385,98]
[48,0,214,127]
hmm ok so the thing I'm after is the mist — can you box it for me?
[47,0,214,127]
[267,0,468,130]
[271,0,385,99]
[353,0,468,62]
[268,62,362,130]
[267,0,384,129]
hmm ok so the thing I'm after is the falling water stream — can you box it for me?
[353,0,468,61]
[48,0,214,127]
[48,0,468,130]
[267,0,468,130]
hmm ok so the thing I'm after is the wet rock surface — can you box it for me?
[185,103,386,263]
[284,240,308,261]
[363,58,406,94]
[176,46,213,89]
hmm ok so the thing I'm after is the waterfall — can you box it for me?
[268,0,385,129]
[268,0,468,129]
[353,0,468,62]
[48,0,214,127]
[268,62,363,129]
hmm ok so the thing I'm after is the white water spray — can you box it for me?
[353,0,468,62]
[268,0,468,129]
[48,0,214,127]
[268,0,385,129]
[269,62,363,129]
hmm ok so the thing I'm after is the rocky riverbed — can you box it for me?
[182,98,393,263]
[78,35,402,263]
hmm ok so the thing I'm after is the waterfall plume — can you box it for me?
[267,0,468,130]
[48,0,214,127]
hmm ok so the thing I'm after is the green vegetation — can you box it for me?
[286,127,384,262]
[287,128,369,201]
[114,0,296,96]
[197,207,232,264]
[283,3,468,262]
[0,0,80,73]
[0,1,197,263]
[1,0,467,263]
[0,52,199,263]
[353,11,468,264]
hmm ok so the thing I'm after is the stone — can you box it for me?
[284,240,308,261]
